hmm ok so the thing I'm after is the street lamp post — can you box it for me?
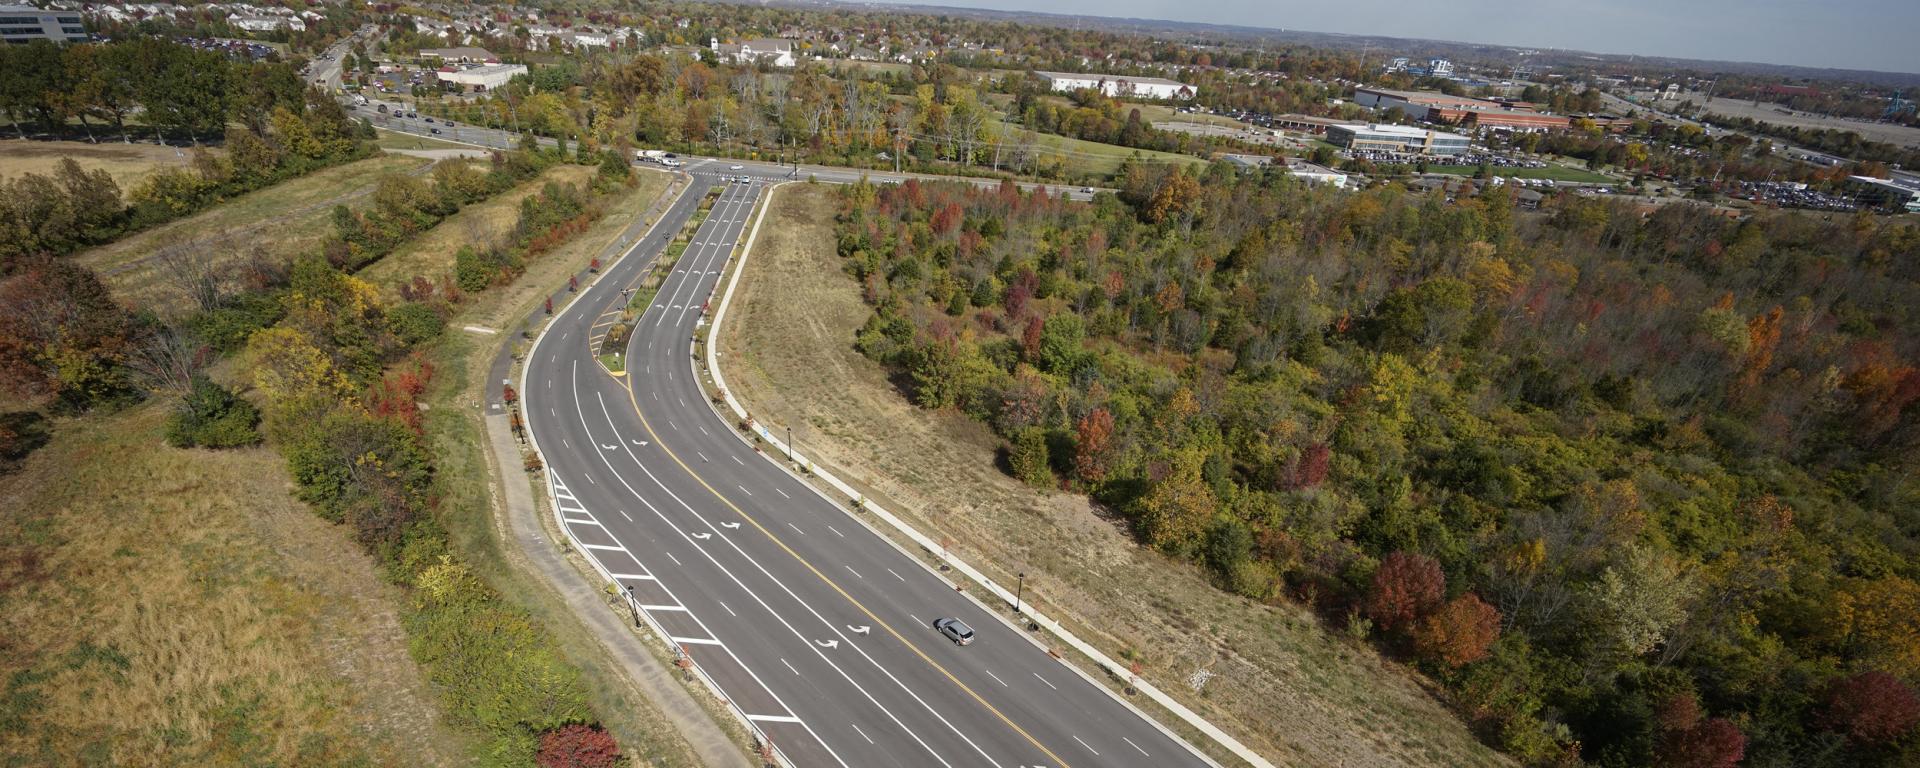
[1015,572,1025,614]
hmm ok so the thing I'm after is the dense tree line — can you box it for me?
[835,168,1920,766]
[0,39,374,269]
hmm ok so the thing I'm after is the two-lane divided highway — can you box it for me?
[522,167,1214,767]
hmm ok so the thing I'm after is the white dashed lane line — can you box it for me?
[1033,672,1058,690]
[984,668,1007,687]
[1123,736,1149,756]
[1074,735,1099,756]
[775,488,790,499]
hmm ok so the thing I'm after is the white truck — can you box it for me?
[635,149,668,162]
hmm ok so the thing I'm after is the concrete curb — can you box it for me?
[481,411,752,768]
[497,172,764,768]
[701,183,1274,768]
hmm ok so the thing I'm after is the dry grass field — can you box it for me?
[716,184,1510,768]
[0,139,207,189]
[0,395,465,767]
[358,164,598,294]
[73,154,429,312]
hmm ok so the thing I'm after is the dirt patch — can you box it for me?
[717,184,1509,768]
[0,395,464,766]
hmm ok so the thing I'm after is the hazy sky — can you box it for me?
[882,0,1920,74]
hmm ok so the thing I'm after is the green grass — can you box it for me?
[1426,163,1616,183]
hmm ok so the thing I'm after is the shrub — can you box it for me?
[1009,427,1052,487]
[388,301,447,346]
[164,375,261,448]
[407,557,593,764]
[536,723,620,768]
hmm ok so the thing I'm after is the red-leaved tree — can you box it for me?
[1658,717,1746,768]
[1289,442,1331,490]
[1073,407,1116,484]
[1412,593,1502,668]
[1820,670,1920,746]
[1366,551,1445,632]
[536,723,621,768]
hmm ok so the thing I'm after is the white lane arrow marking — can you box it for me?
[631,439,648,446]
[848,625,871,635]
[720,522,741,529]
[601,443,618,450]
[691,532,712,540]
[814,639,839,649]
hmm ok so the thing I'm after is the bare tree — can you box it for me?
[151,233,230,314]
[123,322,208,399]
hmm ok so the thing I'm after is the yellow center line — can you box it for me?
[620,376,1074,768]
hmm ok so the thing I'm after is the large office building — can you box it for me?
[1848,175,1920,213]
[1353,87,1493,117]
[1326,123,1471,156]
[1355,86,1575,132]
[0,4,86,44]
[1034,71,1195,100]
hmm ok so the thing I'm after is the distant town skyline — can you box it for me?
[882,0,1920,75]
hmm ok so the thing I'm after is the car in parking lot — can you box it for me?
[933,617,974,646]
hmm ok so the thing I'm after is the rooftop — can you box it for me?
[1333,122,1467,139]
[1356,86,1499,109]
[1034,70,1192,88]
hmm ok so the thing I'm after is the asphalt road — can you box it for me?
[517,165,1213,768]
[348,98,1103,201]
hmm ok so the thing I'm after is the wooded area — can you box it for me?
[0,39,375,265]
[836,166,1920,766]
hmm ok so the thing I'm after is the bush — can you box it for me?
[1009,427,1052,487]
[164,375,261,448]
[186,292,287,353]
[388,301,447,345]
[454,245,520,294]
[407,557,593,764]
[536,723,620,768]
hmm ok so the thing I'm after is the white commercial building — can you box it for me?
[712,37,795,68]
[1033,70,1195,100]
[228,13,302,32]
[0,4,85,42]
[437,63,527,91]
[1285,159,1348,188]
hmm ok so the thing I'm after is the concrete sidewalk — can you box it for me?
[484,404,750,768]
